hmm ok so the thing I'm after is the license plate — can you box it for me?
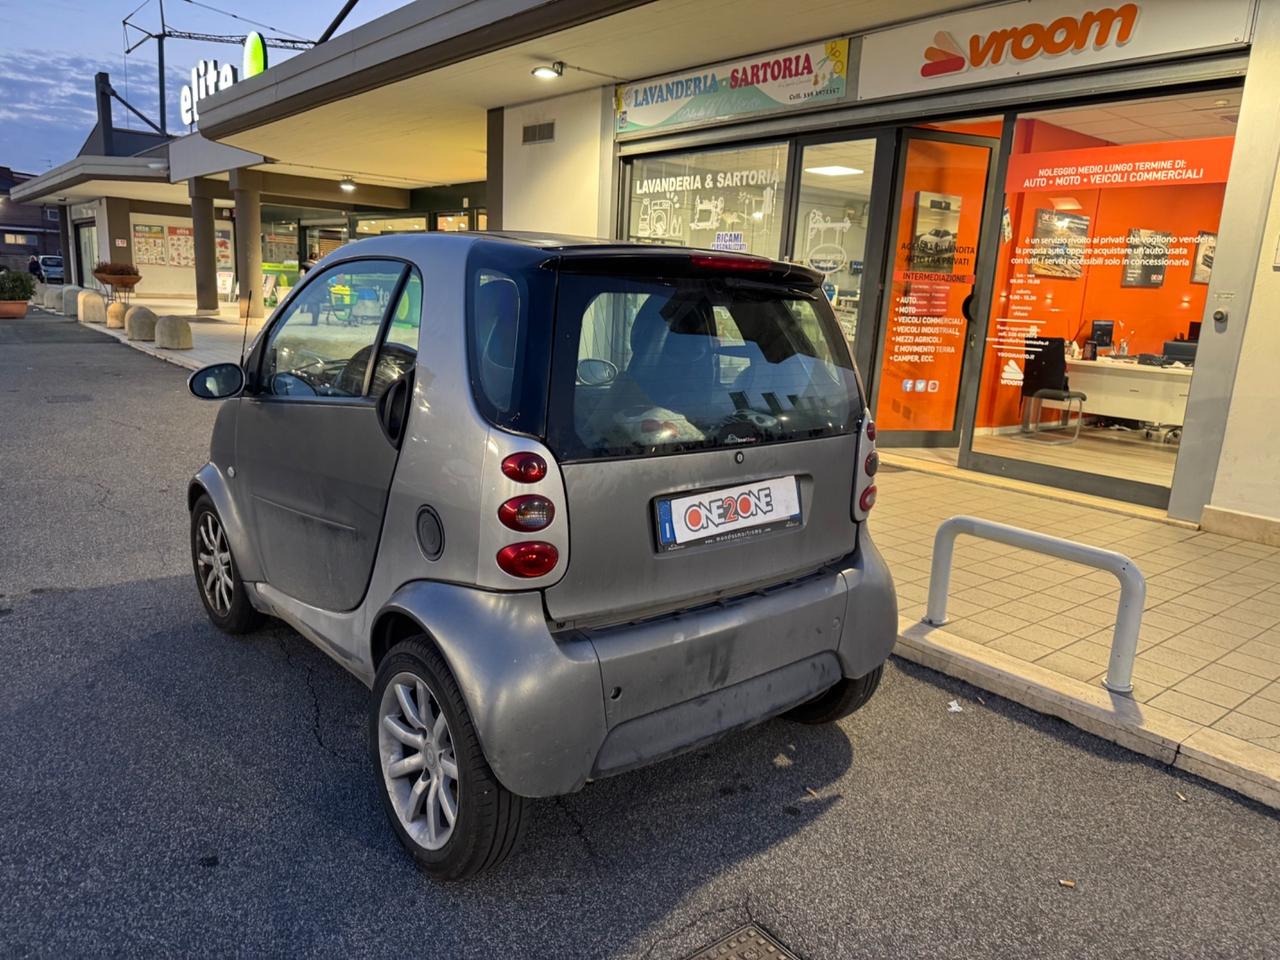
[655,476,802,551]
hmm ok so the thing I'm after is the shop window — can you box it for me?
[435,212,471,232]
[972,90,1239,491]
[627,142,789,259]
[263,260,407,397]
[355,216,428,236]
[790,138,877,347]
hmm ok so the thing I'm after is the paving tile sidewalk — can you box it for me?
[874,462,1280,806]
[31,300,262,372]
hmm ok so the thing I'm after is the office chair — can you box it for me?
[1020,336,1088,444]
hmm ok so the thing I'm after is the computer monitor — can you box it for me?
[1090,320,1114,348]
[1164,340,1197,364]
[1188,320,1202,342]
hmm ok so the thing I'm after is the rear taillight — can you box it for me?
[853,419,878,520]
[498,495,554,532]
[859,485,878,513]
[496,542,559,578]
[501,452,547,483]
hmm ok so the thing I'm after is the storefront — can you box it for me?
[612,1,1257,511]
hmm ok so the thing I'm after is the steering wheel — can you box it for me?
[283,348,328,376]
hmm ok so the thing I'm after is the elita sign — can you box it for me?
[180,31,268,127]
[857,0,1253,101]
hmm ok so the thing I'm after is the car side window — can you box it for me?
[262,260,406,398]
[473,269,522,413]
[368,271,422,399]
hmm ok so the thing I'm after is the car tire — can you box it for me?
[782,664,884,725]
[370,637,528,880]
[190,494,262,634]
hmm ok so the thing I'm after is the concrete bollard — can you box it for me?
[61,285,85,317]
[154,315,193,350]
[44,286,64,310]
[78,290,108,324]
[106,301,127,329]
[124,305,158,341]
[32,281,46,303]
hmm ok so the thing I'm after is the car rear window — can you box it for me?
[546,271,862,461]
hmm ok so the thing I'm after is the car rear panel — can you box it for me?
[544,434,859,626]
[539,251,864,628]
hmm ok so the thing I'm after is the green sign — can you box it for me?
[243,31,268,79]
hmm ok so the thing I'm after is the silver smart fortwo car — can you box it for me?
[187,233,896,879]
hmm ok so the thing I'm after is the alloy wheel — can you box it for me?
[377,672,460,850]
[195,511,234,616]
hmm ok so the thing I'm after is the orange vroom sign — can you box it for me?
[921,3,1139,78]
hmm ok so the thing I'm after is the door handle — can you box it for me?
[376,370,414,449]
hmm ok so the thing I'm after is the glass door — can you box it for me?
[787,133,893,379]
[870,129,1001,447]
[76,223,100,291]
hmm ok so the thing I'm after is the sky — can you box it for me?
[0,0,408,173]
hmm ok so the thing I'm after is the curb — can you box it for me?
[78,317,204,372]
[896,616,1280,810]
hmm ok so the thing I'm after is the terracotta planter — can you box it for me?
[0,300,30,319]
[93,272,142,291]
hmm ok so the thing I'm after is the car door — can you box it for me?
[236,258,422,611]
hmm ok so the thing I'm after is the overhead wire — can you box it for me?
[177,0,313,42]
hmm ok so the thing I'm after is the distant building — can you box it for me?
[0,167,62,272]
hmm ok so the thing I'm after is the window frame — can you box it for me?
[250,256,414,405]
[462,240,557,437]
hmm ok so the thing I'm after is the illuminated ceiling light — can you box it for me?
[751,210,765,220]
[532,61,565,80]
[804,165,864,177]
[1214,98,1231,107]
[1051,197,1083,211]
[339,177,356,193]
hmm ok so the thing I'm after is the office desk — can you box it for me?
[1043,358,1193,425]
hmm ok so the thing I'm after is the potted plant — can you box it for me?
[0,269,36,318]
[92,261,143,296]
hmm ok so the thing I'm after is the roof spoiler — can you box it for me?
[552,249,824,288]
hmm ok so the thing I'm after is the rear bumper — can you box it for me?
[378,529,896,797]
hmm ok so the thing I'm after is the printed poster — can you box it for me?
[1121,228,1172,288]
[132,224,167,266]
[215,228,234,270]
[1191,231,1216,284]
[1029,209,1090,279]
[166,226,195,268]
[616,39,848,135]
[909,192,961,274]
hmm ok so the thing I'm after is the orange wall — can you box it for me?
[975,121,1228,429]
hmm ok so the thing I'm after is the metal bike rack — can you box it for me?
[925,516,1147,695]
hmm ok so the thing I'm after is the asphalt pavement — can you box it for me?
[2,316,1279,959]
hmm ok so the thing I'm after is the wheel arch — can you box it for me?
[370,581,606,798]
[189,462,264,583]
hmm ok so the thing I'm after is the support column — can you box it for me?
[230,168,263,319]
[189,178,219,314]
[486,107,503,231]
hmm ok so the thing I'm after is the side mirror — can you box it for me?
[188,363,245,400]
[577,357,618,386]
